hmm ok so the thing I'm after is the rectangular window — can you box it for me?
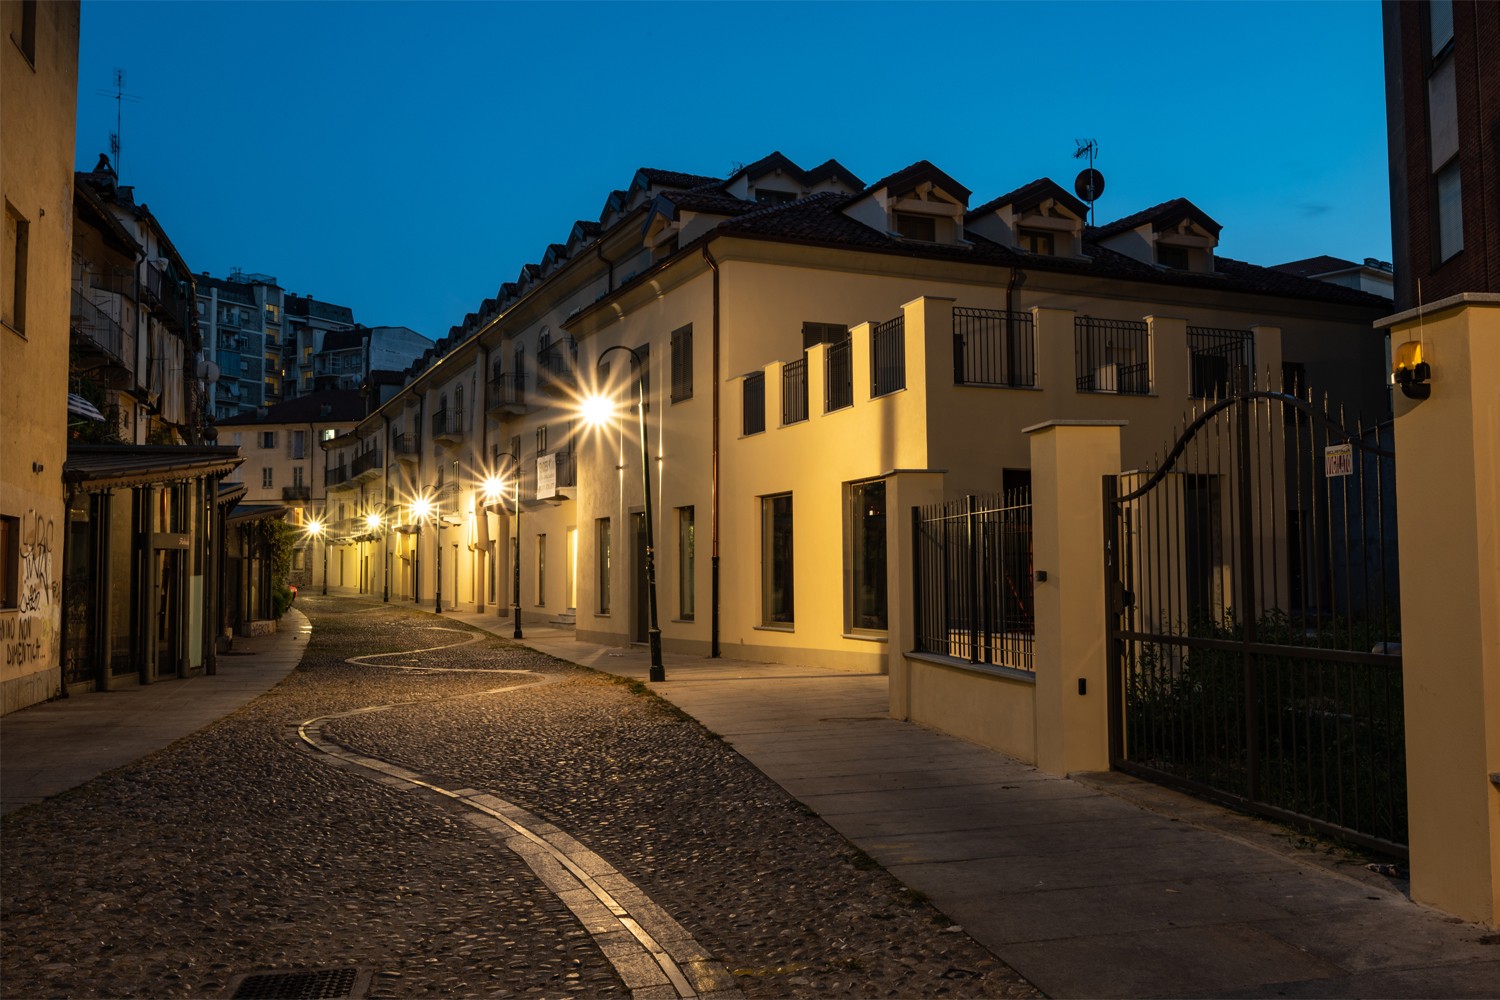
[597,518,612,614]
[670,324,693,402]
[761,493,794,625]
[1435,158,1464,263]
[1156,244,1190,270]
[320,428,335,441]
[262,468,273,489]
[0,514,17,609]
[1018,228,1054,255]
[846,481,887,632]
[1430,0,1453,57]
[743,373,766,435]
[260,431,277,449]
[536,424,548,454]
[293,466,304,488]
[4,203,29,333]
[678,506,695,620]
[291,429,306,459]
[536,534,546,605]
[894,212,936,242]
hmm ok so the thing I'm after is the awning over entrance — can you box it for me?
[64,445,243,493]
[226,503,287,527]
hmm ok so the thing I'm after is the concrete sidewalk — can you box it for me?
[0,609,309,815]
[443,609,1500,999]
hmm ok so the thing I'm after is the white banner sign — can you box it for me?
[536,453,556,498]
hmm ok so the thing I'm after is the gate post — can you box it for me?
[1386,297,1500,925]
[1025,420,1125,776]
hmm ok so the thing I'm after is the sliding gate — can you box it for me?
[1104,380,1406,854]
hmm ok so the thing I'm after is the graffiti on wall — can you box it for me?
[3,511,58,669]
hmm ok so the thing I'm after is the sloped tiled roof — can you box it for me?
[658,188,758,217]
[1091,197,1223,240]
[636,167,724,190]
[1270,255,1361,278]
[859,160,972,204]
[217,389,366,426]
[968,178,1089,221]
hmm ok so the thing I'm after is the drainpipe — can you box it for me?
[702,244,721,658]
[57,483,76,699]
[596,243,616,292]
[477,345,489,613]
[1005,266,1027,382]
[381,412,392,601]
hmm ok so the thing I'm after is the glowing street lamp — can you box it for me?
[409,492,434,608]
[364,510,385,600]
[584,344,664,682]
[485,461,523,639]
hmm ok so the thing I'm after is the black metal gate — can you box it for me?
[1105,378,1406,854]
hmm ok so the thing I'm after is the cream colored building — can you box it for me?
[1,0,79,713]
[324,153,1389,673]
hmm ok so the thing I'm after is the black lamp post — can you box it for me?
[595,345,663,682]
[489,454,524,639]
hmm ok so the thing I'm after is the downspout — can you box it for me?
[702,244,721,657]
[381,412,392,601]
[57,483,77,699]
[476,345,489,613]
[596,243,616,292]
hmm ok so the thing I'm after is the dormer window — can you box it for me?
[1157,244,1190,270]
[755,189,798,206]
[1018,228,1055,255]
[894,213,937,242]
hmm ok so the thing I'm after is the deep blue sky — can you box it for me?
[77,1,1392,340]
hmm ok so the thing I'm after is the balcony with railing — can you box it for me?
[871,315,906,398]
[781,357,809,425]
[431,408,465,446]
[1187,326,1254,400]
[1075,318,1150,395]
[282,485,312,502]
[351,448,383,482]
[537,337,578,396]
[487,369,527,414]
[325,463,352,490]
[392,431,420,466]
[143,268,191,332]
[954,308,1036,388]
[824,336,853,412]
[70,289,129,369]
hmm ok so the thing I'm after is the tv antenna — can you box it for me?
[1072,138,1104,226]
[94,68,140,180]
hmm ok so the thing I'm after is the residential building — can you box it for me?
[1271,255,1395,298]
[217,389,365,585]
[283,291,355,398]
[319,152,1391,686]
[1,0,79,714]
[197,270,285,420]
[307,324,433,395]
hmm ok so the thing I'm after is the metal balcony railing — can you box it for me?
[1075,318,1150,395]
[392,432,419,458]
[954,308,1036,388]
[824,337,852,412]
[325,464,351,488]
[537,337,578,394]
[1187,326,1254,400]
[488,370,526,410]
[282,485,311,501]
[351,449,383,477]
[71,289,126,363]
[871,315,905,398]
[782,357,808,425]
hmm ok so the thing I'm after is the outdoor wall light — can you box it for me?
[1393,341,1431,400]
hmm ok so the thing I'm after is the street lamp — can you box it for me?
[306,517,328,596]
[584,345,664,682]
[364,510,383,600]
[409,492,433,607]
[485,457,523,639]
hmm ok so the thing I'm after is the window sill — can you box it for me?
[593,612,611,618]
[754,623,794,633]
[843,631,888,643]
[671,617,695,624]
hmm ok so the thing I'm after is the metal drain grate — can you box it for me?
[229,968,367,999]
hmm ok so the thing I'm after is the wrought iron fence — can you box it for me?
[782,357,808,424]
[825,337,852,411]
[743,373,765,435]
[913,489,1034,671]
[1075,317,1150,395]
[954,308,1036,387]
[871,315,905,397]
[1187,326,1255,399]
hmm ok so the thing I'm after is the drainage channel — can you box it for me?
[292,627,741,1000]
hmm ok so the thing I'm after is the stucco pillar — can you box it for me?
[1026,420,1124,776]
[1145,315,1188,395]
[886,471,947,719]
[850,322,873,406]
[1032,306,1075,392]
[902,295,954,399]
[1388,297,1500,925]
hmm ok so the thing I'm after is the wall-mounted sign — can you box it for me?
[152,532,191,549]
[1324,443,1353,478]
[536,453,557,498]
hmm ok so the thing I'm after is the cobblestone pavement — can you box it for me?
[1,597,1039,999]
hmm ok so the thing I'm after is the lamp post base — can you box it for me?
[648,629,665,683]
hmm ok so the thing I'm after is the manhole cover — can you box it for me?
[228,968,369,999]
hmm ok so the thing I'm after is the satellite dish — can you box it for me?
[1075,168,1106,203]
[196,359,221,383]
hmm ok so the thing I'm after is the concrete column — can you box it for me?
[849,322,873,406]
[1026,420,1125,776]
[901,295,954,400]
[1388,297,1500,925]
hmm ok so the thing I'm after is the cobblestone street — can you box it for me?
[1,598,1038,999]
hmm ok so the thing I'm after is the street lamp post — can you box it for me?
[589,345,664,682]
[434,487,444,614]
[487,456,523,639]
[307,518,328,596]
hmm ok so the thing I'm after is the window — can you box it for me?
[260,431,276,449]
[320,428,335,441]
[262,468,273,489]
[1157,244,1190,270]
[536,534,546,605]
[0,515,17,609]
[1430,0,1453,57]
[1434,159,1464,263]
[292,466,304,488]
[670,324,693,402]
[536,424,548,454]
[1018,228,1054,255]
[894,212,937,242]
[846,481,887,632]
[761,493,794,625]
[454,384,464,430]
[754,189,798,206]
[678,506,695,620]
[291,429,306,459]
[597,518,612,614]
[743,373,765,435]
[4,203,29,333]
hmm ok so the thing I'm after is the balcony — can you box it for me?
[70,289,129,370]
[781,357,808,425]
[953,308,1036,388]
[537,337,578,396]
[282,485,312,502]
[143,268,191,333]
[431,408,465,446]
[351,448,383,483]
[487,370,527,414]
[325,464,352,490]
[1075,318,1150,395]
[392,432,420,467]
